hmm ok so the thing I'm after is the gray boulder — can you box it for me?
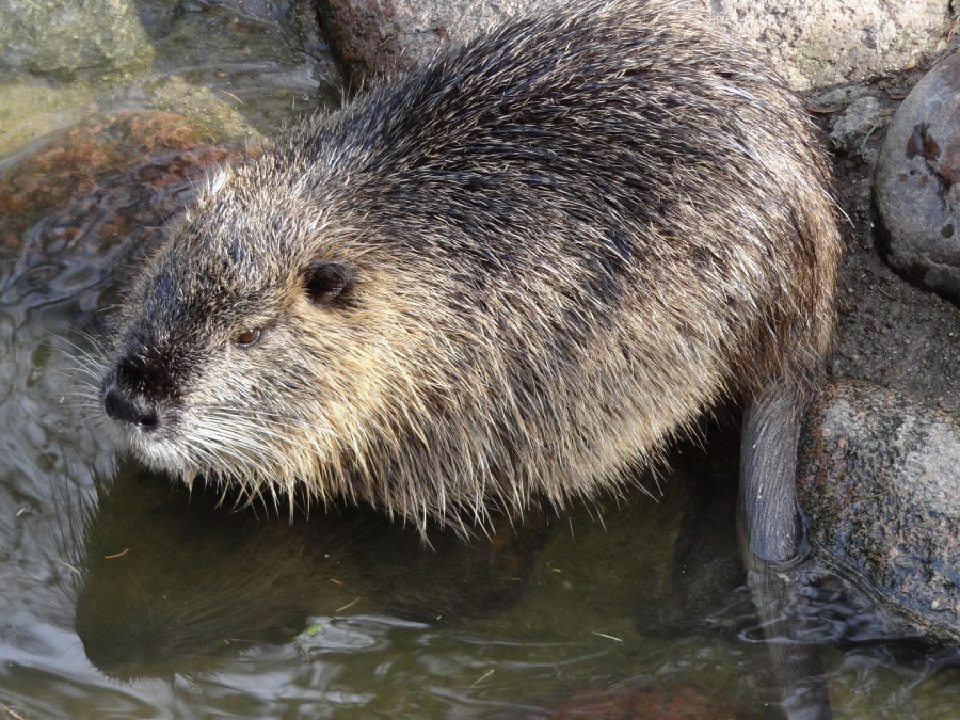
[799,380,960,642]
[875,52,960,306]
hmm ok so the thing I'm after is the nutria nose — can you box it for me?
[103,385,160,431]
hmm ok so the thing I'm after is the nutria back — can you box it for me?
[97,0,841,531]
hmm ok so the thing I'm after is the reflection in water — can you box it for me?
[73,468,550,680]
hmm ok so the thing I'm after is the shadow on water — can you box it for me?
[72,467,552,681]
[63,431,780,714]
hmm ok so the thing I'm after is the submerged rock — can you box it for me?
[798,380,960,642]
[0,111,245,311]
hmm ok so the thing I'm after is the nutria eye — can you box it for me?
[304,261,354,307]
[235,328,262,348]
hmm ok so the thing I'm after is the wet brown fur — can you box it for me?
[99,0,842,532]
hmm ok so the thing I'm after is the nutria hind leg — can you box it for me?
[739,386,833,720]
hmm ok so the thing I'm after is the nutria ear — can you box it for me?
[304,261,354,307]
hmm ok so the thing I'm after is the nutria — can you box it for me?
[96,0,841,560]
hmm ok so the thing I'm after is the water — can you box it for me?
[3,2,960,717]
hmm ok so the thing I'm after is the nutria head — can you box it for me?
[98,158,446,516]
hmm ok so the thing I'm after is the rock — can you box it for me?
[875,52,960,306]
[236,0,331,65]
[316,0,557,86]
[829,96,883,152]
[0,0,154,79]
[317,0,949,90]
[798,380,960,643]
[0,111,247,311]
[709,0,948,91]
[0,1,338,158]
